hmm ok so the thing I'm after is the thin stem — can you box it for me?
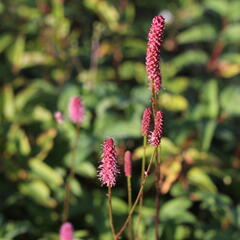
[127,176,133,240]
[63,124,80,222]
[154,146,160,240]
[108,186,116,239]
[115,148,157,240]
[136,136,147,239]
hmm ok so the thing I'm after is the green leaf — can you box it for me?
[159,93,189,112]
[111,197,128,215]
[160,197,196,224]
[222,24,240,43]
[75,162,96,178]
[177,24,216,44]
[201,119,217,151]
[187,167,217,192]
[220,84,240,115]
[29,159,63,189]
[19,180,54,207]
[2,85,15,121]
[172,50,209,71]
[7,35,25,69]
[0,34,13,53]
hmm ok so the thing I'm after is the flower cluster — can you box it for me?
[142,108,152,136]
[146,16,165,93]
[60,222,74,240]
[98,138,119,187]
[149,111,164,146]
[68,97,84,124]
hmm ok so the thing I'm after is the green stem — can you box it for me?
[136,136,147,239]
[63,124,80,222]
[154,146,160,240]
[108,186,116,239]
[115,148,157,240]
[127,176,133,240]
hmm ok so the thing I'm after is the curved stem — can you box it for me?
[115,148,157,240]
[108,186,116,239]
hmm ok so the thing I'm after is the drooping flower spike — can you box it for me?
[98,138,119,187]
[146,16,165,93]
[68,97,84,124]
[124,150,132,177]
[59,222,74,240]
[142,108,152,137]
[149,111,163,146]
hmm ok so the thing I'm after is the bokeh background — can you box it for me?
[1,0,240,239]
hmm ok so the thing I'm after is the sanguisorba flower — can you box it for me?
[146,16,165,93]
[142,107,152,136]
[98,138,119,187]
[54,111,64,124]
[124,150,132,177]
[68,97,84,124]
[150,111,163,146]
[60,222,74,240]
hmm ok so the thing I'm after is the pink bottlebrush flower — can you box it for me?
[59,222,74,240]
[150,111,163,146]
[146,16,165,93]
[124,150,132,177]
[54,111,64,124]
[98,138,119,187]
[68,97,84,124]
[142,108,152,136]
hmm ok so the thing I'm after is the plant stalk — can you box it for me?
[108,186,116,239]
[115,148,157,240]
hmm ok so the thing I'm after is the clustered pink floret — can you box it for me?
[68,97,84,124]
[124,150,132,177]
[59,222,74,240]
[98,138,119,187]
[150,111,163,146]
[146,16,165,93]
[141,108,152,136]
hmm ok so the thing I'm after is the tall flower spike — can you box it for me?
[150,111,163,146]
[124,150,132,177]
[146,16,165,93]
[60,222,74,240]
[98,138,119,187]
[68,97,84,124]
[142,108,152,136]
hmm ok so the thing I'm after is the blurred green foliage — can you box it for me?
[0,0,240,239]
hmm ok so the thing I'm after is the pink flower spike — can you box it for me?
[150,111,163,146]
[142,108,152,136]
[124,150,132,177]
[98,138,119,188]
[59,222,74,240]
[68,97,84,124]
[146,16,165,93]
[54,111,64,124]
